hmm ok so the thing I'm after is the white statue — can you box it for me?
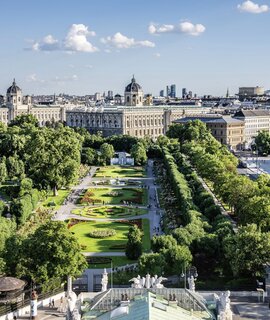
[129,274,167,289]
[129,275,142,288]
[155,276,167,289]
[101,268,108,292]
[145,273,151,289]
[140,277,146,288]
[187,276,195,292]
[219,291,233,320]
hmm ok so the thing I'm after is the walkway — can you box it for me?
[197,175,238,233]
[53,161,163,258]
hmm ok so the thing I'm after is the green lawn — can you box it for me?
[70,219,150,252]
[70,221,130,252]
[94,166,146,178]
[41,189,70,210]
[72,205,148,218]
[80,187,147,205]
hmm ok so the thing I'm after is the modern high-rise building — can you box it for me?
[166,86,171,97]
[182,88,187,99]
[160,90,164,97]
[107,90,113,99]
[170,84,176,98]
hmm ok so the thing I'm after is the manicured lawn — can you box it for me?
[70,221,130,252]
[94,166,146,178]
[70,218,150,252]
[80,187,148,205]
[72,205,148,218]
[41,189,70,210]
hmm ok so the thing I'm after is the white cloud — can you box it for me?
[101,32,155,49]
[179,22,206,36]
[64,24,98,52]
[154,53,161,58]
[52,75,78,82]
[29,24,98,53]
[148,21,206,36]
[26,74,45,83]
[32,34,59,51]
[237,0,269,13]
[148,24,174,34]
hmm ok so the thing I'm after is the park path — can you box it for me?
[53,160,163,256]
[197,175,238,233]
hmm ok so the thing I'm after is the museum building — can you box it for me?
[66,76,211,139]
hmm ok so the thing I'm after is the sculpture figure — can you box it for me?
[101,268,108,292]
[155,276,167,289]
[219,291,233,320]
[187,276,195,292]
[145,273,151,289]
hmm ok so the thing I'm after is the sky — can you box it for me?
[1,0,270,97]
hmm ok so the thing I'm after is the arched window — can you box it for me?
[127,96,130,103]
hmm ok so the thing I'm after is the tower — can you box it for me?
[6,79,23,107]
[124,75,144,106]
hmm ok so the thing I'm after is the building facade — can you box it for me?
[66,77,210,139]
[174,115,245,150]
[0,80,66,126]
[238,86,264,100]
[234,109,270,147]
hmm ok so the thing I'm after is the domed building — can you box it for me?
[124,76,144,106]
[6,79,23,106]
[0,79,66,125]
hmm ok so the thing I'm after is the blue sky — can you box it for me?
[1,0,270,96]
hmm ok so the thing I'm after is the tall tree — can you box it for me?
[125,225,143,260]
[6,221,87,285]
[130,142,147,165]
[100,143,115,165]
[25,127,82,195]
[255,130,270,155]
[224,224,270,276]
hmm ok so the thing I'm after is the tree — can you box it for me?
[8,221,87,285]
[151,235,177,252]
[25,126,82,195]
[130,143,147,165]
[9,114,39,128]
[81,147,97,165]
[19,178,33,196]
[105,135,139,152]
[138,253,165,275]
[0,217,16,252]
[224,224,270,276]
[125,225,143,260]
[0,158,7,184]
[6,155,25,179]
[100,143,115,165]
[255,130,270,155]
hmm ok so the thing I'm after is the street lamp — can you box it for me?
[181,265,198,290]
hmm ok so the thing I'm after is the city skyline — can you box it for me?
[1,0,270,96]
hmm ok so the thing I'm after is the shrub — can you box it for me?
[88,228,116,238]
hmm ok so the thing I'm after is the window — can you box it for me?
[127,96,130,103]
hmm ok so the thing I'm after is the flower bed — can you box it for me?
[88,228,116,238]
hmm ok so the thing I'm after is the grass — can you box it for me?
[70,221,130,252]
[72,205,148,218]
[70,218,150,252]
[94,166,146,178]
[80,187,148,205]
[41,189,70,210]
